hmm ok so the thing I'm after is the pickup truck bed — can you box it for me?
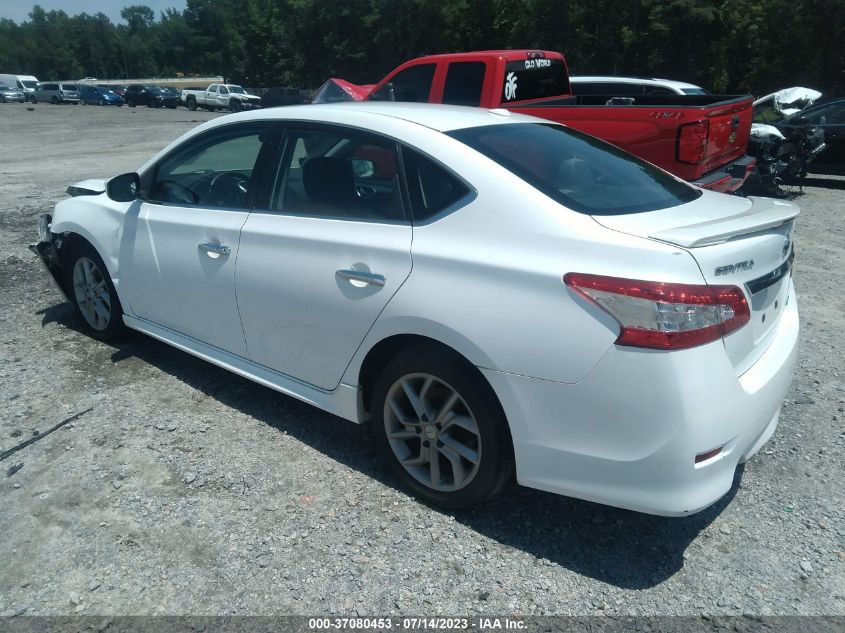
[359,50,755,192]
[513,93,755,190]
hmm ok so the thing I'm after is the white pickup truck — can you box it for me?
[181,83,262,112]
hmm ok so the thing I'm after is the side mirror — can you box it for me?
[106,172,140,202]
[350,158,376,178]
[370,82,395,102]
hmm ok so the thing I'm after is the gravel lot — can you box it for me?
[0,102,843,618]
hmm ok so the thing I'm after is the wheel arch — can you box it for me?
[354,332,506,429]
[50,209,126,306]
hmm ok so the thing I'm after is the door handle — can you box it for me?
[198,241,231,257]
[336,269,385,287]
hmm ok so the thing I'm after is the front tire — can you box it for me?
[371,346,514,510]
[64,241,124,341]
[229,99,242,112]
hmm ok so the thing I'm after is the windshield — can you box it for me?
[21,80,38,89]
[447,123,701,215]
[227,85,246,94]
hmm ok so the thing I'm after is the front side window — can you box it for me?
[370,63,435,103]
[271,129,405,221]
[448,123,701,215]
[148,125,272,209]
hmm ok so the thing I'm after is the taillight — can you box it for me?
[563,273,750,350]
[676,120,709,164]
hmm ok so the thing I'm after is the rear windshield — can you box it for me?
[447,123,701,215]
[502,58,569,103]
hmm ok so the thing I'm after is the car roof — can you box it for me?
[570,75,704,91]
[215,102,545,133]
[407,50,564,63]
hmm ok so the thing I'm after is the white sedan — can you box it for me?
[30,103,799,515]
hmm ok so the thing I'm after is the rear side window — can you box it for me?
[402,149,470,221]
[442,62,486,107]
[501,58,569,103]
[448,123,701,215]
[271,129,405,222]
[371,63,435,102]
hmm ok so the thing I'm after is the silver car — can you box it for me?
[35,82,79,104]
[0,86,26,103]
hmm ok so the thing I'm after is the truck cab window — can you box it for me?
[442,62,486,107]
[370,64,435,103]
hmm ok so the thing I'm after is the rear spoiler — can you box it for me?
[649,197,800,248]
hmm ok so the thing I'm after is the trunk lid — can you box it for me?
[594,192,798,374]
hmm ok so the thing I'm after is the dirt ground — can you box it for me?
[0,102,842,617]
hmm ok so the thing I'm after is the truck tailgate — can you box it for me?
[511,94,754,184]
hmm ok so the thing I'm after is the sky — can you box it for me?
[0,1,187,24]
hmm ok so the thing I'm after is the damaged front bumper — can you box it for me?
[28,214,67,301]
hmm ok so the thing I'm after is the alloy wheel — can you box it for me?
[383,373,482,492]
[72,256,111,331]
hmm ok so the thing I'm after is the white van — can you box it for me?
[0,74,40,102]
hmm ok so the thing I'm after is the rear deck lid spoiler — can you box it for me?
[646,196,800,248]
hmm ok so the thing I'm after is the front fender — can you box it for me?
[49,194,130,298]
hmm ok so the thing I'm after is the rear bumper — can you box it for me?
[483,278,798,516]
[692,154,756,193]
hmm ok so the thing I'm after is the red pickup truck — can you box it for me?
[345,50,755,192]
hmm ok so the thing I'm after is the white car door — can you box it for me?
[121,122,280,356]
[236,126,413,390]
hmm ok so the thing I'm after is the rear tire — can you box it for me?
[187,98,197,111]
[371,345,514,510]
[63,241,125,342]
[50,96,58,104]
